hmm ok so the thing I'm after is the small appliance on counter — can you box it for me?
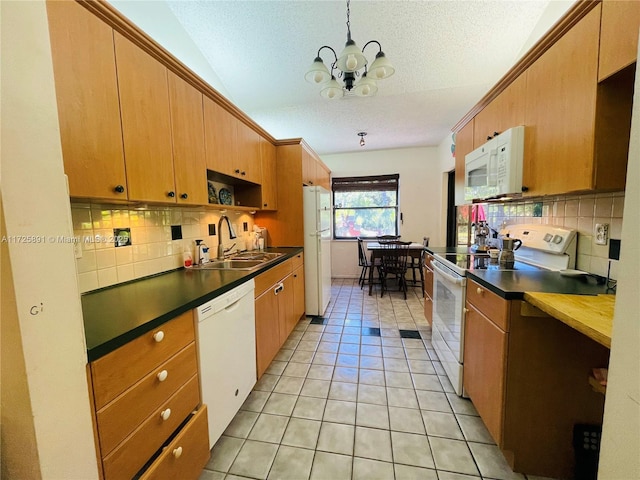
[498,234,522,269]
[471,221,491,252]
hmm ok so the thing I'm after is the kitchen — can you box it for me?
[1,1,638,480]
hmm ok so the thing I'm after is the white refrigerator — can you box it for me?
[303,186,332,316]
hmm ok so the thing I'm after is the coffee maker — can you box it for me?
[473,221,490,252]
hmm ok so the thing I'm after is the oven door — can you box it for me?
[431,260,466,396]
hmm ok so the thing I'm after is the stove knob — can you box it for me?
[552,235,563,244]
[543,233,553,242]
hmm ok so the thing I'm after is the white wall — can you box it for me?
[598,50,640,479]
[322,146,451,278]
[0,2,98,478]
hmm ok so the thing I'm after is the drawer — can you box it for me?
[291,251,304,270]
[466,279,509,331]
[139,405,210,480]
[102,375,200,480]
[91,311,195,409]
[254,259,292,297]
[96,343,198,455]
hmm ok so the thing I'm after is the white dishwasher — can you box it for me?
[196,279,256,448]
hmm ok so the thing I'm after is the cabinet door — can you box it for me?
[168,72,208,205]
[47,1,127,200]
[302,147,317,186]
[463,303,507,445]
[255,287,280,378]
[260,137,278,210]
[203,97,238,176]
[317,162,331,190]
[473,73,527,148]
[454,121,474,205]
[423,265,433,326]
[114,33,176,203]
[292,264,305,326]
[277,275,295,345]
[523,6,601,196]
[599,0,640,81]
[237,122,262,184]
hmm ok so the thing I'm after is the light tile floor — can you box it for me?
[199,279,546,480]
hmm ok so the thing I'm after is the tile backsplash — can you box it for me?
[72,203,256,293]
[484,191,624,279]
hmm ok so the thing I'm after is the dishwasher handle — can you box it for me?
[274,283,284,295]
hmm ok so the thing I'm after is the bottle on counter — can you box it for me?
[183,251,193,268]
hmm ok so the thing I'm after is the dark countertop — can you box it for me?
[426,245,610,299]
[467,267,610,299]
[82,247,303,362]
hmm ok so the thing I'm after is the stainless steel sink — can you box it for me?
[192,252,284,271]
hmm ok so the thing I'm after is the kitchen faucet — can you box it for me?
[217,215,237,259]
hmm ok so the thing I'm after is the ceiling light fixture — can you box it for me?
[358,132,367,147]
[304,0,395,100]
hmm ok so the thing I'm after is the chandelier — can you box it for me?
[304,0,395,99]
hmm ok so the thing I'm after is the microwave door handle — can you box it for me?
[432,262,465,286]
[488,149,498,186]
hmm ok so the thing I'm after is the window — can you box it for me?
[332,174,399,239]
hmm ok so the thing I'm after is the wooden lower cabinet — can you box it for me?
[463,280,609,478]
[88,311,209,479]
[254,255,305,378]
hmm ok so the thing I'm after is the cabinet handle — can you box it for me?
[157,370,168,382]
[160,408,171,421]
[153,331,165,342]
[172,446,183,459]
[114,185,125,194]
[167,191,175,198]
[263,203,268,207]
[274,283,284,295]
[241,171,246,176]
[235,169,240,174]
[476,287,484,295]
[487,135,493,141]
[464,308,469,314]
[180,193,188,199]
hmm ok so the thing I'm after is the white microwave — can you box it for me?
[464,126,525,201]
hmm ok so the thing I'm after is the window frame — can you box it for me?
[332,174,400,240]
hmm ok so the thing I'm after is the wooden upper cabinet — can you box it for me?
[317,162,331,190]
[203,96,238,176]
[473,73,527,148]
[114,33,176,203]
[168,72,208,205]
[47,1,127,200]
[301,146,317,186]
[454,120,474,206]
[237,122,262,184]
[260,137,277,210]
[523,6,601,196]
[598,0,640,81]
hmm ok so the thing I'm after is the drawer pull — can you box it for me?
[153,331,165,343]
[476,287,484,295]
[464,308,469,314]
[173,446,183,459]
[160,408,171,421]
[157,370,168,382]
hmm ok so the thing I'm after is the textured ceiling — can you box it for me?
[158,1,574,155]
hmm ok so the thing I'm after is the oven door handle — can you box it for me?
[432,262,465,286]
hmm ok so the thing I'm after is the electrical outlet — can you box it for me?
[595,223,609,245]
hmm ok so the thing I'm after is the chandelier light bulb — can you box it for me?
[373,67,386,79]
[328,89,337,99]
[361,84,370,96]
[314,71,325,83]
[346,54,358,71]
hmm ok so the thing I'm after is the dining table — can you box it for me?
[366,241,425,296]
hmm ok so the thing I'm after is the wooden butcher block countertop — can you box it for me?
[523,292,615,348]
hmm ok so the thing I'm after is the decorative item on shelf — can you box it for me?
[304,0,394,99]
[219,188,232,206]
[358,132,367,147]
[207,180,219,204]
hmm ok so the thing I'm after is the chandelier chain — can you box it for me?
[346,0,351,38]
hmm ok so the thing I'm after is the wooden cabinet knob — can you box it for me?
[160,408,171,421]
[172,446,183,459]
[157,370,168,382]
[153,331,164,342]
[476,287,484,295]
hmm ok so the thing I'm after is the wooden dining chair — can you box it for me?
[357,237,371,289]
[379,240,411,299]
[407,236,430,289]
